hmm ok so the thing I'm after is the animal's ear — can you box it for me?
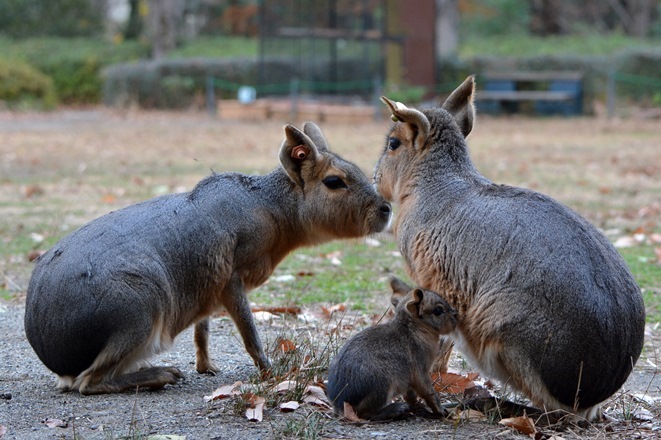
[441,75,476,138]
[381,96,430,150]
[405,288,424,316]
[302,121,329,152]
[389,276,412,307]
[279,124,320,188]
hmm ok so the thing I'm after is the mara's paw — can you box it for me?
[196,360,220,375]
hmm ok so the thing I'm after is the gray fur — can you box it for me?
[24,122,391,395]
[374,76,646,420]
[326,277,457,420]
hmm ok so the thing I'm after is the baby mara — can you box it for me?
[327,277,457,421]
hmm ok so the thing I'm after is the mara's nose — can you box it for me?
[380,202,392,216]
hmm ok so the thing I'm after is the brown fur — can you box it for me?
[326,277,457,420]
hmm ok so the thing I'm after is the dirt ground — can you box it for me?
[0,108,660,439]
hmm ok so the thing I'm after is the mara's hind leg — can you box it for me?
[78,366,183,395]
[75,316,182,395]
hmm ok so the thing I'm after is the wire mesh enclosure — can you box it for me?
[258,0,387,100]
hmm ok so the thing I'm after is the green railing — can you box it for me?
[607,71,661,117]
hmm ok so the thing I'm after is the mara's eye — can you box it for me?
[322,176,348,190]
[433,306,444,316]
[388,137,401,151]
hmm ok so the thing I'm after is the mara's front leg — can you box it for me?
[194,318,220,373]
[221,278,271,371]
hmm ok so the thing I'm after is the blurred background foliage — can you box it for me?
[0,0,659,109]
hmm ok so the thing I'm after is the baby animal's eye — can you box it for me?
[388,137,401,151]
[433,306,444,316]
[322,176,348,190]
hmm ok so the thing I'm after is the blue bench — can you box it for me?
[476,71,583,116]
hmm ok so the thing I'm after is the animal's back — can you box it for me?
[326,323,412,413]
[25,173,254,376]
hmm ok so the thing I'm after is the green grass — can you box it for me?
[0,36,148,65]
[620,245,661,323]
[459,32,661,58]
[168,36,257,59]
[251,239,402,313]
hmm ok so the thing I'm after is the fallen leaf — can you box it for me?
[253,311,280,322]
[275,380,298,393]
[321,303,346,318]
[630,406,654,421]
[453,408,486,422]
[0,424,6,438]
[277,338,297,353]
[324,251,343,265]
[280,401,299,412]
[42,418,68,428]
[365,237,381,247]
[27,250,46,262]
[632,226,647,235]
[633,233,646,243]
[203,381,242,402]
[251,306,301,316]
[499,415,536,435]
[302,385,331,408]
[245,395,266,422]
[613,236,637,248]
[101,194,116,204]
[296,271,315,277]
[29,232,44,244]
[432,372,476,394]
[650,233,661,244]
[23,184,45,198]
[271,274,296,283]
[343,402,362,421]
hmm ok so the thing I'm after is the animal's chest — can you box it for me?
[240,259,274,290]
[398,227,471,316]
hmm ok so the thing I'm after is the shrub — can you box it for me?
[0,0,103,38]
[0,37,149,104]
[0,58,57,109]
[102,56,381,109]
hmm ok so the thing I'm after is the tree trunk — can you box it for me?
[125,0,143,40]
[607,0,655,37]
[147,0,184,59]
[435,0,459,59]
[529,0,565,35]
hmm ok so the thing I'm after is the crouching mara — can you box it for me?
[373,75,645,420]
[25,122,391,395]
[327,277,457,421]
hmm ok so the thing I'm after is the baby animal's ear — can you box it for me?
[389,276,412,307]
[441,75,476,138]
[279,124,320,188]
[405,288,424,316]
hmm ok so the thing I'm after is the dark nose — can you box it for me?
[380,202,392,216]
